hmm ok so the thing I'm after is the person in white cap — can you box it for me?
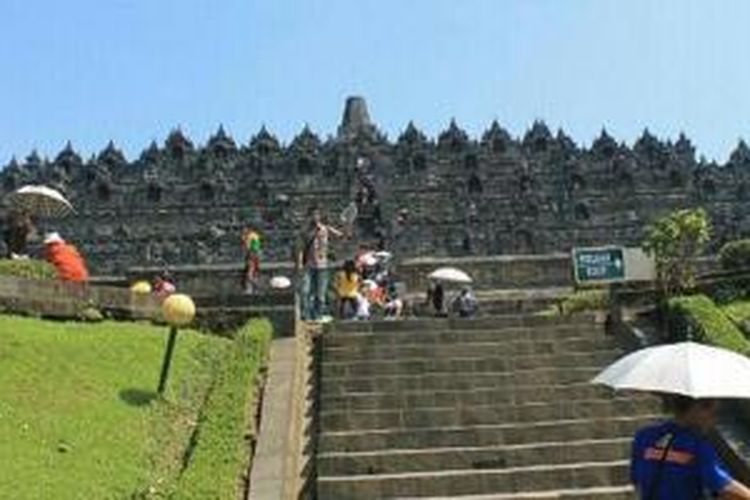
[43,232,89,282]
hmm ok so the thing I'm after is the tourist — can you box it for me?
[336,260,360,319]
[241,228,262,294]
[3,211,35,259]
[299,207,343,320]
[365,279,387,310]
[427,280,446,317]
[453,287,478,318]
[153,272,176,299]
[354,291,371,321]
[384,284,403,319]
[355,243,371,276]
[43,232,89,282]
[631,395,750,499]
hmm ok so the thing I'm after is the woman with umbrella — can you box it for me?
[3,185,73,259]
[3,210,35,258]
[427,267,472,318]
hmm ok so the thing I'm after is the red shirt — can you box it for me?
[45,242,89,282]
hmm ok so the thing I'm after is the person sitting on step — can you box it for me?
[335,259,360,320]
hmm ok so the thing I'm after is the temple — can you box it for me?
[1,96,749,274]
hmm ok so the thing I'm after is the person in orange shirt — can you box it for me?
[43,232,89,282]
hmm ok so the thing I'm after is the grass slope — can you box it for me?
[0,315,229,499]
[176,319,272,500]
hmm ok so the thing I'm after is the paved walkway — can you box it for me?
[247,337,297,500]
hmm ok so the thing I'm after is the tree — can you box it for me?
[643,208,711,300]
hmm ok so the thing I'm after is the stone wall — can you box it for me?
[2,96,749,275]
[0,275,160,319]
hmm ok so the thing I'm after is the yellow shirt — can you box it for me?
[337,272,360,299]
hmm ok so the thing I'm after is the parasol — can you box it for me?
[6,185,74,218]
[592,341,750,399]
[428,267,473,284]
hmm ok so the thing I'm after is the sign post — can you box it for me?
[573,246,626,284]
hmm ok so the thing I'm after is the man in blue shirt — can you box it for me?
[631,396,750,499]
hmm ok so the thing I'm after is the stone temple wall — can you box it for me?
[2,96,750,275]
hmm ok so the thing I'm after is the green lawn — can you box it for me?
[0,315,230,499]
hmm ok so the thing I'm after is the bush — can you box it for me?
[709,280,747,305]
[642,208,711,300]
[0,259,56,280]
[538,289,610,317]
[668,295,750,355]
[721,300,750,325]
[78,306,104,322]
[719,239,750,270]
[174,318,272,500]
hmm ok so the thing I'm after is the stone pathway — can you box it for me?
[247,337,297,500]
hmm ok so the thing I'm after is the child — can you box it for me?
[242,228,262,293]
[355,291,371,321]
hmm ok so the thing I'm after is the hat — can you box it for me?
[43,232,64,245]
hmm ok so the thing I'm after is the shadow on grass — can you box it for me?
[119,388,158,407]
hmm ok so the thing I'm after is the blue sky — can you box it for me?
[1,0,749,164]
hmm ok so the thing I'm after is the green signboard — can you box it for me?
[573,246,626,284]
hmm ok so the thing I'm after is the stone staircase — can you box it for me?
[314,315,661,499]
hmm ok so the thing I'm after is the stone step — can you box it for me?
[316,460,630,498]
[322,324,604,348]
[321,366,604,395]
[399,485,636,499]
[325,315,597,335]
[321,351,619,379]
[319,415,662,453]
[322,336,618,362]
[320,398,661,432]
[320,384,646,412]
[318,437,631,476]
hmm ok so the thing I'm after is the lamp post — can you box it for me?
[157,294,196,395]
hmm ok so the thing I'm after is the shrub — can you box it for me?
[538,289,610,317]
[721,300,750,325]
[0,259,56,280]
[719,239,750,270]
[710,281,747,305]
[174,318,272,500]
[668,294,750,355]
[643,208,711,300]
[78,306,104,322]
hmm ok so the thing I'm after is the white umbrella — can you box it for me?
[428,267,473,284]
[270,276,292,290]
[592,341,750,399]
[375,251,392,262]
[6,185,74,218]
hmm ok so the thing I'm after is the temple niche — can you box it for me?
[1,96,750,274]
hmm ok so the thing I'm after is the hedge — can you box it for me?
[538,289,610,317]
[174,319,272,500]
[668,294,750,355]
[0,259,56,280]
[719,239,750,270]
